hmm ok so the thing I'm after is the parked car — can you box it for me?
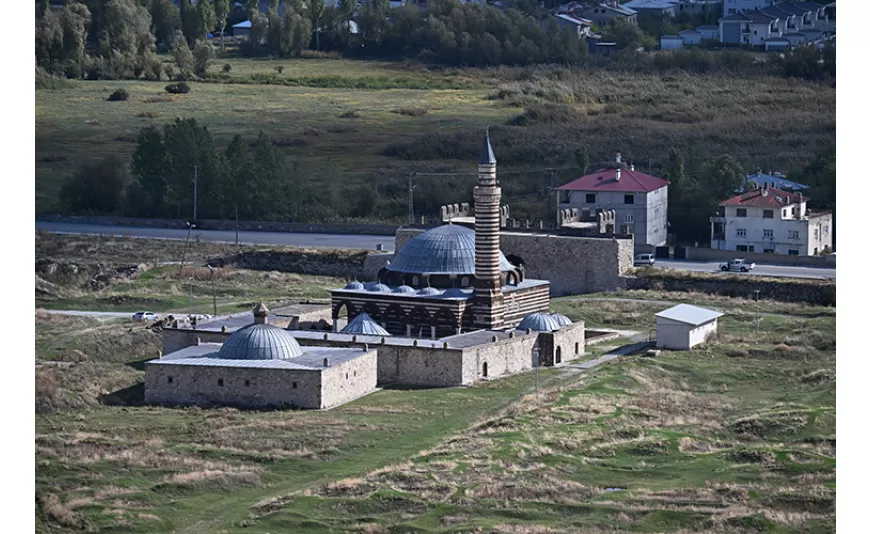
[719,258,756,272]
[132,311,159,321]
[634,253,655,266]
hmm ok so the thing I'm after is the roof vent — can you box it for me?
[615,152,622,164]
[615,168,621,181]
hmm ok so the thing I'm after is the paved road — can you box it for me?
[653,259,835,280]
[36,221,396,251]
[38,310,133,320]
[36,222,834,279]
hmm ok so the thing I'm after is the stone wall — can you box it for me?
[320,350,379,409]
[682,246,836,267]
[217,249,369,278]
[626,274,836,306]
[549,321,586,365]
[38,215,399,236]
[462,333,539,385]
[144,363,323,409]
[395,228,634,296]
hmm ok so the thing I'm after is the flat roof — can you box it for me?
[174,303,329,333]
[150,344,370,370]
[655,304,724,326]
[438,329,532,349]
[332,279,549,300]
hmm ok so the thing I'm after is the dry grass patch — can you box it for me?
[313,478,378,498]
[467,472,601,504]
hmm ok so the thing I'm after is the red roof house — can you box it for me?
[557,167,669,193]
[719,187,808,208]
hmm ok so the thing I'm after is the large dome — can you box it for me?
[386,224,515,275]
[517,313,562,333]
[217,323,304,360]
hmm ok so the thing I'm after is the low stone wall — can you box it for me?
[38,214,399,236]
[216,249,369,278]
[683,247,836,268]
[585,330,621,346]
[626,274,836,306]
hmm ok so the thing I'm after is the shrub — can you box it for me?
[339,110,360,119]
[392,107,428,117]
[137,111,159,118]
[107,88,129,101]
[507,103,583,126]
[222,63,232,73]
[165,82,191,94]
[275,65,284,74]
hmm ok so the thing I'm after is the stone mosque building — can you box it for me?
[144,133,588,410]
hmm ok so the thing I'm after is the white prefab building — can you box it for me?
[655,304,724,350]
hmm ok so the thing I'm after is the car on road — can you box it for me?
[634,253,655,266]
[720,258,756,272]
[132,311,159,321]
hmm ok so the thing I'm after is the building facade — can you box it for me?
[710,185,833,255]
[555,154,669,251]
[578,2,639,26]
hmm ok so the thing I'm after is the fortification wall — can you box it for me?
[144,364,323,409]
[626,274,836,305]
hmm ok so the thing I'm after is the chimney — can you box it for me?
[253,302,269,325]
[615,152,622,164]
[615,168,621,181]
[630,163,635,171]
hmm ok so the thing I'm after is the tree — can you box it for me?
[214,0,231,51]
[193,40,213,77]
[39,0,50,19]
[287,10,312,56]
[337,0,355,47]
[131,126,169,216]
[575,147,589,175]
[310,0,324,50]
[98,0,157,78]
[148,0,181,51]
[60,156,128,213]
[244,0,259,16]
[195,0,216,40]
[171,30,194,78]
[702,154,744,201]
[267,8,285,53]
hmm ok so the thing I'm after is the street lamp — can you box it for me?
[207,264,217,316]
[754,289,761,333]
[533,346,540,393]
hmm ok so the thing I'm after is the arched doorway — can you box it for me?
[482,362,488,378]
[384,304,406,336]
[556,347,562,364]
[332,301,355,332]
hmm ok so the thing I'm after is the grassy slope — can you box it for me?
[36,58,835,214]
[36,295,834,533]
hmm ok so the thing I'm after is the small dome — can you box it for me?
[341,312,390,336]
[217,323,304,360]
[551,313,573,327]
[416,287,443,297]
[441,288,470,299]
[393,285,416,294]
[368,283,391,292]
[344,281,364,290]
[516,313,562,333]
[385,224,514,275]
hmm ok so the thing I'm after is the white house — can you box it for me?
[553,13,594,39]
[661,35,684,49]
[723,0,776,16]
[655,304,724,350]
[623,0,678,16]
[679,29,703,44]
[697,25,720,40]
[710,184,834,256]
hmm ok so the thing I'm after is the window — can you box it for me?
[217,379,224,387]
[167,376,173,384]
[585,193,596,203]
[624,194,635,204]
[824,225,829,235]
[737,245,748,252]
[783,209,787,217]
[763,209,774,219]
[292,382,298,389]
[789,230,799,239]
[624,214,634,224]
[736,208,747,217]
[788,249,799,255]
[763,229,773,238]
[245,380,250,387]
[736,228,747,237]
[748,245,755,252]
[764,248,774,253]
[791,207,796,216]
[346,373,349,379]
[814,228,819,239]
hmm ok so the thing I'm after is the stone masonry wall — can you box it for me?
[320,350,379,409]
[144,364,323,409]
[626,274,836,306]
[395,228,634,296]
[550,321,586,365]
[462,334,540,385]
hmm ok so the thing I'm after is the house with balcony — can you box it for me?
[723,0,776,16]
[709,185,833,256]
[556,154,669,252]
[719,10,777,45]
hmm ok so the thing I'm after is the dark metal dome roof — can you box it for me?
[217,323,304,360]
[385,224,514,275]
[551,313,573,327]
[344,281,365,290]
[517,313,562,333]
[368,283,391,292]
[340,312,390,336]
[416,287,443,296]
[441,288,471,299]
[392,285,416,294]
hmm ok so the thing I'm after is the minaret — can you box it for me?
[472,129,505,330]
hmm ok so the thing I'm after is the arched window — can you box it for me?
[556,347,562,364]
[461,277,470,287]
[482,362,488,378]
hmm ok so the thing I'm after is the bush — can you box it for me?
[165,82,191,94]
[275,65,284,74]
[339,110,360,119]
[392,107,428,117]
[107,88,129,101]
[222,63,232,73]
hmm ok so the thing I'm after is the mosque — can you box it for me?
[144,133,587,410]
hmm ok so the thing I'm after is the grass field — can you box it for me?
[36,286,835,532]
[36,58,835,215]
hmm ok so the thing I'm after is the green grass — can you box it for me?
[36,287,835,532]
[36,59,835,216]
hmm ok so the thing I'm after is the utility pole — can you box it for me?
[193,165,198,222]
[179,222,194,274]
[545,168,556,224]
[408,172,416,225]
[188,278,193,317]
[208,265,217,316]
[234,204,239,247]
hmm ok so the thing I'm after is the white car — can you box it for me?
[634,253,655,266]
[132,311,159,321]
[719,258,756,272]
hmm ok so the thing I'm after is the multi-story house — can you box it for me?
[710,185,833,255]
[556,154,669,251]
[578,1,639,26]
[719,10,777,45]
[723,0,776,16]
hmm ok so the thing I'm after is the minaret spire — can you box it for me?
[472,128,504,330]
